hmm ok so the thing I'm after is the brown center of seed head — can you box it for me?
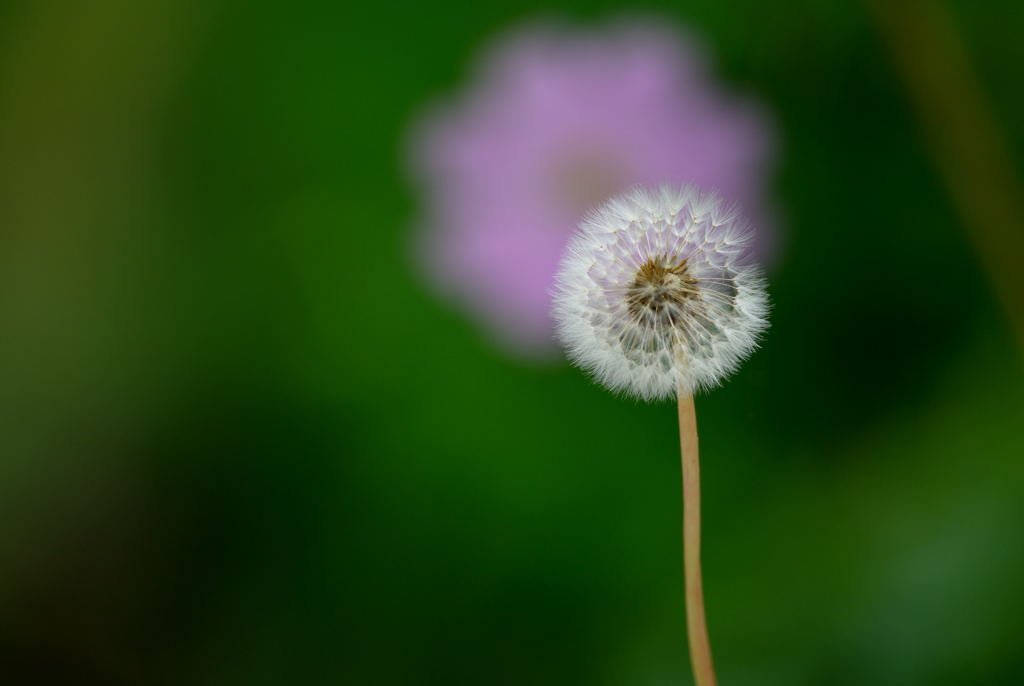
[625,256,699,324]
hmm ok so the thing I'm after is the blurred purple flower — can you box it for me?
[407,17,778,358]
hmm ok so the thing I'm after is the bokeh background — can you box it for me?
[1,1,1023,685]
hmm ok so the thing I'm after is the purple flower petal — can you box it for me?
[407,16,779,358]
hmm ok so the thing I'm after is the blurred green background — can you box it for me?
[1,1,1023,684]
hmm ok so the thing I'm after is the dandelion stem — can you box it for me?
[677,390,717,686]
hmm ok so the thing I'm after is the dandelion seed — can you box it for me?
[552,184,769,686]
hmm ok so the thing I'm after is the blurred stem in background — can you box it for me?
[867,0,1024,353]
[0,0,205,627]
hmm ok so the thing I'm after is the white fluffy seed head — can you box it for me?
[552,185,769,401]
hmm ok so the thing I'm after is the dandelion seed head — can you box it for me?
[552,185,769,400]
